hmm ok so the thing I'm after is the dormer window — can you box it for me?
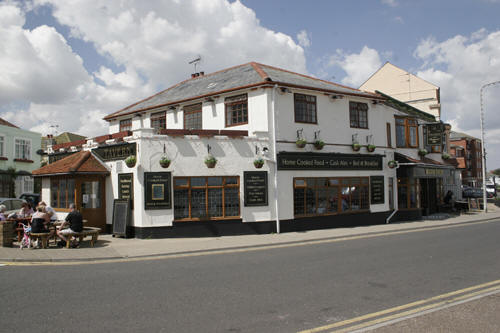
[225,94,248,127]
[184,103,202,129]
[119,118,132,132]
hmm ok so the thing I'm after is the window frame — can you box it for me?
[0,135,4,157]
[119,118,132,132]
[386,122,392,148]
[150,111,166,132]
[294,93,318,124]
[225,94,248,127]
[50,177,76,211]
[173,176,240,221]
[395,116,419,148]
[183,103,203,130]
[14,137,31,160]
[349,101,369,129]
[293,177,370,217]
[397,177,420,210]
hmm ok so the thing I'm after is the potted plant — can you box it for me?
[418,148,428,157]
[313,140,325,150]
[367,144,376,152]
[388,160,397,169]
[204,155,217,168]
[125,155,136,168]
[159,156,171,168]
[253,158,265,169]
[296,138,307,148]
[442,153,450,160]
[352,143,361,152]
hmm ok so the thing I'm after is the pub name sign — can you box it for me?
[277,153,383,170]
[93,142,136,162]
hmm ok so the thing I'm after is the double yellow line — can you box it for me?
[300,278,500,333]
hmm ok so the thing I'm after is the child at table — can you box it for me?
[18,201,34,218]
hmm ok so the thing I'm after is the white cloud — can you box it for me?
[1,0,307,137]
[328,46,382,87]
[414,30,500,168]
[297,30,311,48]
[381,0,398,7]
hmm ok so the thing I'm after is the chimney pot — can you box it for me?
[191,73,196,78]
[200,71,204,76]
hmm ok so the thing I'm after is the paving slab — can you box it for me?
[2,206,500,263]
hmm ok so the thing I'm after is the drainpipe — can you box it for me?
[271,84,280,233]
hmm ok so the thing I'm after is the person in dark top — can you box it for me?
[57,204,83,247]
[31,206,50,233]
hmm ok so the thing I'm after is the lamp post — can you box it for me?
[479,80,500,212]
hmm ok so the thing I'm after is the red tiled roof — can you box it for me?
[0,118,19,128]
[32,150,109,176]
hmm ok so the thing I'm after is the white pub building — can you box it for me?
[33,62,455,237]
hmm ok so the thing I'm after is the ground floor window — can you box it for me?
[0,174,13,197]
[174,176,240,220]
[397,178,419,209]
[293,177,369,217]
[51,178,76,209]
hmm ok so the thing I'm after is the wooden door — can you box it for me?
[77,177,106,230]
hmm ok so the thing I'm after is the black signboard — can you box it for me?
[48,152,76,164]
[370,176,385,205]
[426,123,443,145]
[118,173,134,209]
[244,171,268,206]
[277,152,382,170]
[144,172,171,210]
[112,199,131,237]
[93,142,136,161]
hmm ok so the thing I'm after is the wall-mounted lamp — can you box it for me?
[255,145,260,155]
[372,100,380,105]
[279,87,292,94]
[205,97,215,103]
[328,94,344,101]
[314,130,321,140]
[134,113,142,118]
[296,128,304,140]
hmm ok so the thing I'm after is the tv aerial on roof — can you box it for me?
[188,55,202,73]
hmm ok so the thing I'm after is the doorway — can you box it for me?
[79,177,106,230]
[420,178,437,216]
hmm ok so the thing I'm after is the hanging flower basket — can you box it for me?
[204,155,217,168]
[352,143,361,152]
[388,160,397,169]
[418,149,428,157]
[159,157,171,168]
[367,144,376,152]
[125,155,136,168]
[442,153,450,160]
[296,139,307,148]
[253,158,265,169]
[313,140,325,150]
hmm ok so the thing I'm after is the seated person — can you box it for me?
[18,201,34,219]
[38,201,58,223]
[0,205,6,221]
[56,204,83,248]
[31,206,50,234]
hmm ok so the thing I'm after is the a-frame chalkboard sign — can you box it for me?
[112,198,131,238]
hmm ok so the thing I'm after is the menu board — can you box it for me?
[118,173,134,209]
[370,176,385,205]
[112,199,131,237]
[244,171,268,206]
[144,172,171,210]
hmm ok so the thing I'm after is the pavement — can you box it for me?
[2,205,500,263]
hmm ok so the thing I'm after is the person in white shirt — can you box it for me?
[38,201,58,222]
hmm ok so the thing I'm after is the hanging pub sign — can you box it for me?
[277,152,382,170]
[244,171,268,206]
[370,176,385,205]
[93,142,136,162]
[118,173,134,209]
[144,172,171,210]
[426,123,443,145]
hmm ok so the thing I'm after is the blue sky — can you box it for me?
[1,0,500,167]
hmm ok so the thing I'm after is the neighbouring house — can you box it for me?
[41,132,87,165]
[449,131,483,187]
[360,62,442,120]
[33,62,453,237]
[0,118,41,197]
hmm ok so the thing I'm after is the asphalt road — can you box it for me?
[2,220,500,332]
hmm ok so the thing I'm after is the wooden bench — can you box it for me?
[30,232,51,249]
[63,227,101,248]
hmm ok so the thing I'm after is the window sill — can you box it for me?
[14,158,34,163]
[0,157,7,161]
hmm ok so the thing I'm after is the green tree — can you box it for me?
[492,168,500,177]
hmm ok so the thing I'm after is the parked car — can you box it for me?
[18,193,40,207]
[485,183,496,198]
[0,197,25,216]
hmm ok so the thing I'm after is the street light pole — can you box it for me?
[479,80,500,213]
